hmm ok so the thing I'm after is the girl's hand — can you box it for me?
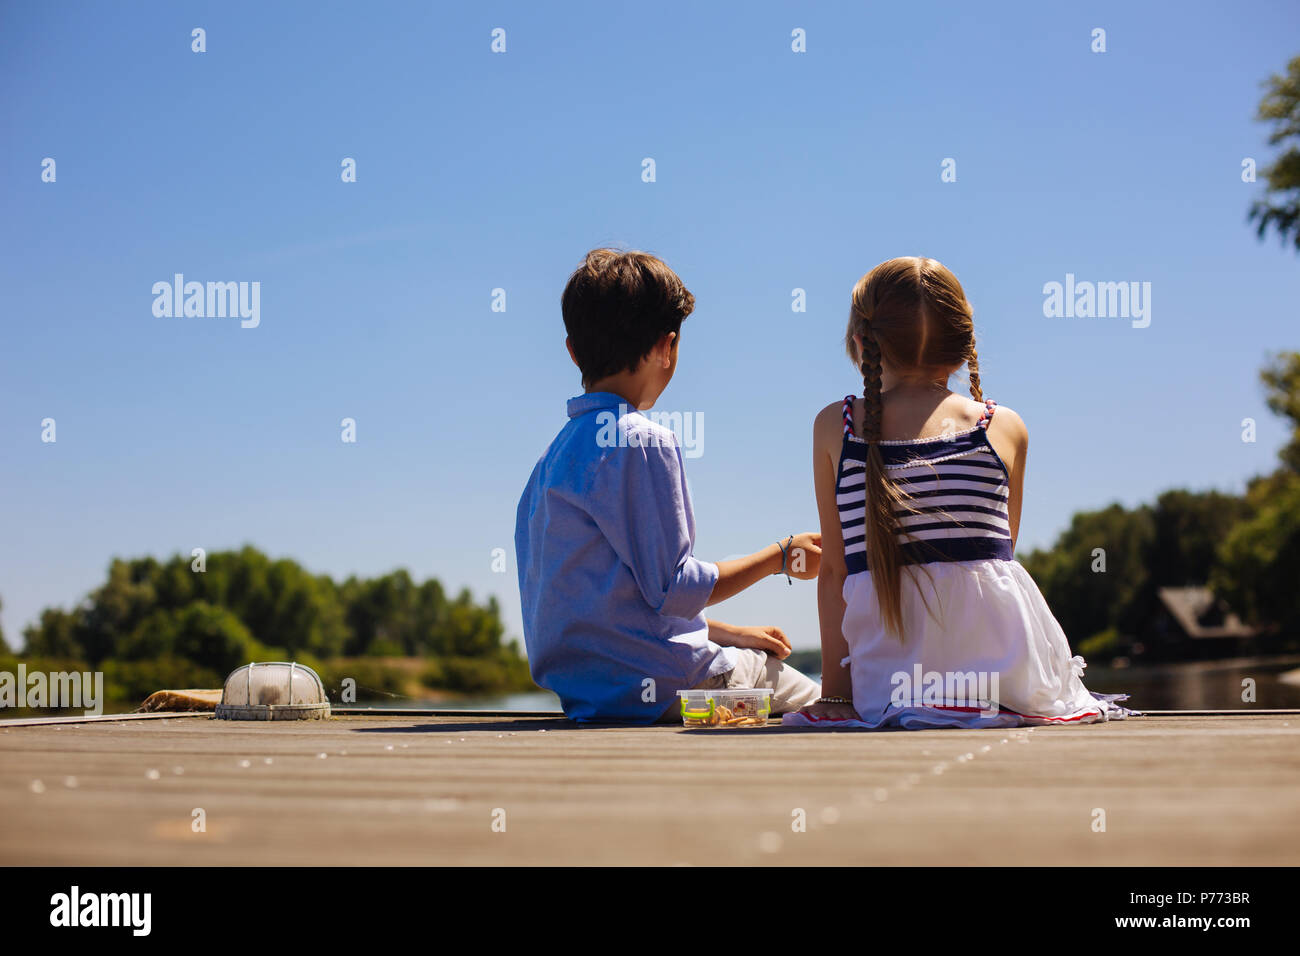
[781,532,822,580]
[798,699,860,722]
[709,623,792,659]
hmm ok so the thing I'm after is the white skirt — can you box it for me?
[783,559,1134,730]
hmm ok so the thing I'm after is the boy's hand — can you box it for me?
[708,622,792,659]
[781,532,822,580]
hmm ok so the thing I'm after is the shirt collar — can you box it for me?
[567,392,635,419]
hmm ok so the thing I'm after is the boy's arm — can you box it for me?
[706,618,793,659]
[706,533,821,605]
[707,546,781,604]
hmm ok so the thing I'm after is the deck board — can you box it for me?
[1,714,1297,865]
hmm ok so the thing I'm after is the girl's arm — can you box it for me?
[984,405,1029,550]
[804,403,858,718]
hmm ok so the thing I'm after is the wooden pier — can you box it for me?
[1,713,1297,865]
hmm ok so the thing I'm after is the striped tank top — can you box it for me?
[837,394,1014,575]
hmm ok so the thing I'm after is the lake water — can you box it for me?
[357,657,1300,713]
[1079,658,1300,710]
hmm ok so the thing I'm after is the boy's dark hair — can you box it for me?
[561,248,695,388]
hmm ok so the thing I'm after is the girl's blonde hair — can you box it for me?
[845,257,982,638]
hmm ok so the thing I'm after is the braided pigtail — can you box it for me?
[967,347,983,403]
[858,325,910,640]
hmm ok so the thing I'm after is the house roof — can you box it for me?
[1157,586,1260,639]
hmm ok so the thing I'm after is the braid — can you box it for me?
[967,348,983,403]
[859,330,884,441]
[856,323,911,639]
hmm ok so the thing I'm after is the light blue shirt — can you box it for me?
[515,392,734,722]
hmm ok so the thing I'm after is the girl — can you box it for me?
[788,257,1132,729]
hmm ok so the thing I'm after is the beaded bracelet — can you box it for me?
[816,696,853,705]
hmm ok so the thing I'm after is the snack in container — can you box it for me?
[676,687,773,727]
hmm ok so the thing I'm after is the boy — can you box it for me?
[514,248,823,723]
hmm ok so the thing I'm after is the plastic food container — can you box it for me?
[677,688,773,728]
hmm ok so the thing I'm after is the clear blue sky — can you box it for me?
[2,1,1298,652]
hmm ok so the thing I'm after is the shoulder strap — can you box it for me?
[841,395,857,437]
[976,399,998,429]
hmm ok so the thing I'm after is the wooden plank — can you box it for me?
[0,711,212,728]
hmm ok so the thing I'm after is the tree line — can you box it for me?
[4,548,534,708]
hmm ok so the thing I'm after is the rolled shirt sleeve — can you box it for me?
[587,425,718,621]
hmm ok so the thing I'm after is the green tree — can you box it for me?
[120,601,268,673]
[1210,352,1300,641]
[1260,351,1300,472]
[1249,55,1300,251]
[79,557,161,663]
[161,547,349,658]
[22,607,83,657]
[1019,503,1155,648]
[338,570,449,656]
[1211,472,1300,640]
[443,590,506,656]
